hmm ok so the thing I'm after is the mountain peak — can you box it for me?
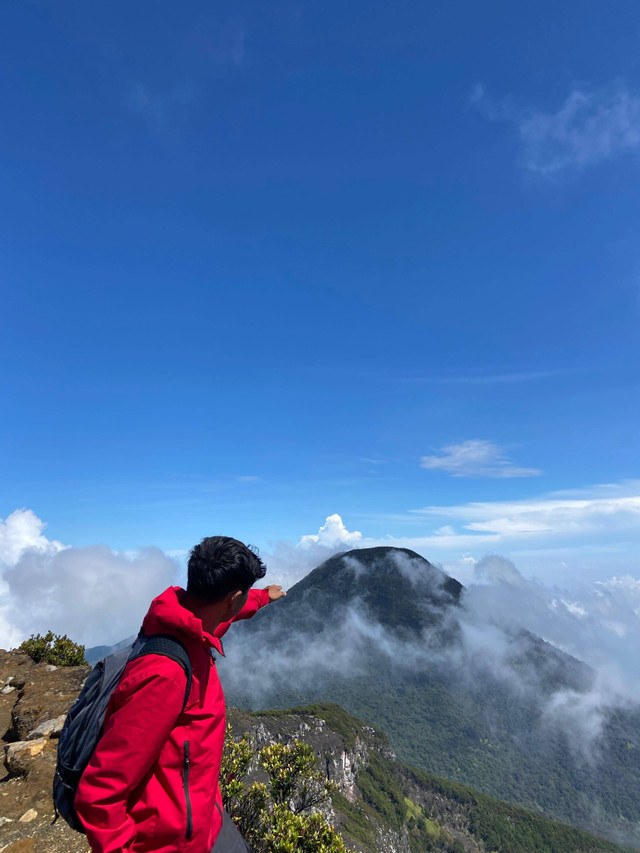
[271,546,463,637]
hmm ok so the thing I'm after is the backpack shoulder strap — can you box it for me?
[129,634,193,713]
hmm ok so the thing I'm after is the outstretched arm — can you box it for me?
[213,585,286,639]
[265,584,287,602]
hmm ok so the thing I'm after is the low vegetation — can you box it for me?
[229,703,637,853]
[220,725,347,853]
[18,630,86,666]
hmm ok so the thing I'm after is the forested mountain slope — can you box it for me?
[228,702,636,853]
[221,547,640,847]
[1,648,636,853]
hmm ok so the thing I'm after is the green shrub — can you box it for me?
[19,630,86,666]
[221,726,346,853]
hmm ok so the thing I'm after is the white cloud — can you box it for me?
[402,369,559,385]
[413,490,640,540]
[0,575,22,652]
[0,509,179,650]
[597,575,640,616]
[262,515,363,590]
[473,554,528,587]
[420,440,541,479]
[0,508,65,566]
[434,525,455,537]
[542,675,626,764]
[462,555,640,694]
[473,82,640,175]
[520,86,640,174]
[349,482,640,574]
[559,599,587,618]
[439,555,478,585]
[298,513,362,549]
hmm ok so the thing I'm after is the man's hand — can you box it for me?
[267,584,287,602]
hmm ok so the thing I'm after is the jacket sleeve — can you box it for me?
[213,586,270,639]
[75,658,186,853]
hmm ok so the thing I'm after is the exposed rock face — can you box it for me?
[228,708,385,801]
[0,650,87,744]
[373,825,411,853]
[226,706,407,853]
[0,650,90,853]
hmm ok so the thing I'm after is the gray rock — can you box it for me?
[27,715,66,740]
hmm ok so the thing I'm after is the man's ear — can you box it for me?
[225,588,247,616]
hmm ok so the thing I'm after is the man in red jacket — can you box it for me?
[75,535,286,853]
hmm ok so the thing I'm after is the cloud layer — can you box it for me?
[0,509,178,649]
[0,510,362,650]
[270,484,640,588]
[473,82,640,175]
[464,554,640,687]
[221,549,640,769]
[411,483,640,541]
[3,500,640,710]
[263,514,363,590]
[421,440,541,478]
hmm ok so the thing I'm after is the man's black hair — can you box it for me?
[187,536,267,602]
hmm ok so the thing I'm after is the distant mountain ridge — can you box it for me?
[85,634,135,666]
[220,546,640,848]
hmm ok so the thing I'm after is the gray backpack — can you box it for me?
[53,633,192,832]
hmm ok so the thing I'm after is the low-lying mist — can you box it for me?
[219,549,640,765]
[3,506,640,761]
[4,509,640,844]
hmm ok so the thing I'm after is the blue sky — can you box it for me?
[1,0,640,604]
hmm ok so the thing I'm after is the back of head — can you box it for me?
[187,536,267,602]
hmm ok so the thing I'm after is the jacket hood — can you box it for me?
[141,586,223,655]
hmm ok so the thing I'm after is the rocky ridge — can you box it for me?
[0,650,414,853]
[0,650,88,853]
[225,705,413,853]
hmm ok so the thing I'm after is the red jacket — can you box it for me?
[75,585,270,853]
